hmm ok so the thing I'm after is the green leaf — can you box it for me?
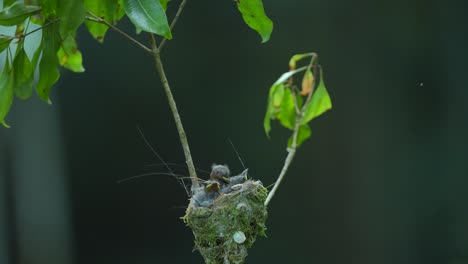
[277,88,295,129]
[0,35,13,53]
[36,23,60,104]
[57,0,85,38]
[263,110,271,137]
[3,0,17,8]
[40,0,57,17]
[84,0,125,42]
[57,35,85,72]
[264,83,284,136]
[0,56,14,128]
[288,124,311,147]
[272,83,284,108]
[0,2,41,26]
[236,0,273,43]
[123,0,172,39]
[31,39,42,67]
[12,44,34,99]
[160,0,170,10]
[301,69,332,124]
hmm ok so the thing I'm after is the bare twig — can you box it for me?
[264,116,301,206]
[148,33,199,189]
[159,0,188,52]
[85,12,152,53]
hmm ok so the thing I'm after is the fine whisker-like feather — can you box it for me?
[144,162,210,174]
[228,138,246,170]
[137,126,190,196]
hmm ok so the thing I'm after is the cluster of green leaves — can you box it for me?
[264,53,332,147]
[0,0,273,127]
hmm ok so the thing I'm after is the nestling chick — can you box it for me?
[210,164,231,185]
[229,168,248,185]
[222,169,249,193]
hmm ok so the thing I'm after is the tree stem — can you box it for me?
[148,33,199,189]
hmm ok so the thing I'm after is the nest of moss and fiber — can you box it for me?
[183,168,268,264]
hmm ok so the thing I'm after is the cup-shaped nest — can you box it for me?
[183,180,268,264]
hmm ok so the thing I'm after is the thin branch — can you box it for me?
[290,86,301,115]
[148,33,199,189]
[85,12,152,54]
[264,114,301,206]
[0,19,59,46]
[159,0,188,52]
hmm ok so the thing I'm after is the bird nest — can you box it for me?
[183,178,268,264]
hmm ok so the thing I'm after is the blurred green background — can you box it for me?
[1,0,468,263]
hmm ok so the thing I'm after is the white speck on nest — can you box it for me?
[233,231,246,244]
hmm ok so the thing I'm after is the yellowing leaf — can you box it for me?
[57,35,85,72]
[300,68,314,96]
[289,53,314,71]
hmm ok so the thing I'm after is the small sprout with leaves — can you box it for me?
[264,52,332,147]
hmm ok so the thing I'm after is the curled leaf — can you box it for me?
[300,68,314,96]
[57,35,85,72]
[289,53,314,71]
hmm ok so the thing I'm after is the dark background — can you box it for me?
[1,0,468,263]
